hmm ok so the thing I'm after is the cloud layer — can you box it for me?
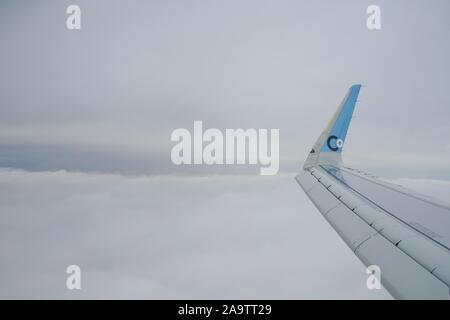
[0,169,395,299]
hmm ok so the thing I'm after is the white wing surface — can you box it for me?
[296,85,450,299]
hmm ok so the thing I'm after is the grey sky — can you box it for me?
[1,0,450,177]
[0,1,449,299]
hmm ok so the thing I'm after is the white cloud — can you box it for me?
[0,169,393,299]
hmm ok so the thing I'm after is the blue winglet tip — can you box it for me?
[319,84,362,153]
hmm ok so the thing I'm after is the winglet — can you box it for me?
[304,84,361,168]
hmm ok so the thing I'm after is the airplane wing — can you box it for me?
[296,84,450,299]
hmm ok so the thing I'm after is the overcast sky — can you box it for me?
[1,0,450,177]
[0,0,449,299]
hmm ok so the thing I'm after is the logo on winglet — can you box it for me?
[327,135,344,152]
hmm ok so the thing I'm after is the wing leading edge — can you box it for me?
[296,85,450,299]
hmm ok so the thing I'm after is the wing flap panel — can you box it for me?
[355,233,450,299]
[326,204,378,250]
